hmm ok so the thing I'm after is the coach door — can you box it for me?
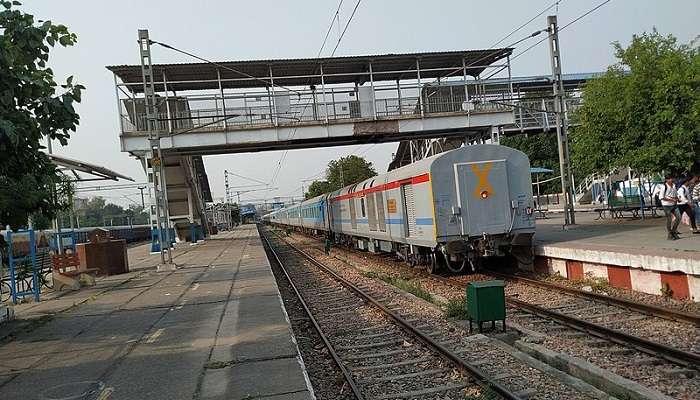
[349,197,357,230]
[401,183,417,237]
[455,160,510,236]
[367,193,378,231]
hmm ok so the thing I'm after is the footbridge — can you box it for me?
[108,47,521,238]
[389,72,601,170]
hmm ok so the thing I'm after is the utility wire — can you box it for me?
[224,170,269,185]
[267,0,362,195]
[151,40,302,95]
[330,0,362,57]
[481,0,613,81]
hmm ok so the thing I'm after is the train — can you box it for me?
[262,144,536,273]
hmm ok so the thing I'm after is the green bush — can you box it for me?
[445,296,468,320]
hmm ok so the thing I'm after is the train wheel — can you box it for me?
[427,253,441,275]
[405,256,416,268]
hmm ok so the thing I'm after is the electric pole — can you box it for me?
[548,15,575,226]
[139,29,173,268]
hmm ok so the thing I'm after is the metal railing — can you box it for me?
[118,80,514,135]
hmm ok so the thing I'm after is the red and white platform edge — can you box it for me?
[533,244,700,302]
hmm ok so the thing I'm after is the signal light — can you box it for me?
[480,190,489,199]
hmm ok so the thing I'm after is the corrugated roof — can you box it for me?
[107,48,512,93]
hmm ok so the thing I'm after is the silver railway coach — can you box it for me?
[262,144,535,273]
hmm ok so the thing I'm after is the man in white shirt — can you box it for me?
[657,175,681,240]
[692,174,700,228]
[678,176,699,234]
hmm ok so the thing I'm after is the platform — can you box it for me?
[534,213,700,301]
[0,225,313,400]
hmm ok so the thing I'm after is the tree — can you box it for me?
[501,133,561,194]
[0,1,84,228]
[571,31,700,177]
[326,155,377,190]
[304,155,377,198]
[305,180,333,199]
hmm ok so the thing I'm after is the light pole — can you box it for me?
[137,185,146,209]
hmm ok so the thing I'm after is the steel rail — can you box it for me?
[266,228,522,400]
[430,275,700,369]
[259,228,364,400]
[488,271,700,326]
[266,228,700,369]
[506,297,700,368]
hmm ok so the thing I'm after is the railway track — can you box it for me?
[434,274,700,369]
[278,230,700,399]
[260,227,521,400]
[487,272,700,326]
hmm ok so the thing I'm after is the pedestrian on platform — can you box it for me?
[678,176,699,234]
[656,175,681,240]
[692,174,700,228]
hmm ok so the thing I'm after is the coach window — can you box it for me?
[361,197,366,217]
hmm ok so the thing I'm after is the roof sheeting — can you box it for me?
[49,154,134,181]
[107,48,513,93]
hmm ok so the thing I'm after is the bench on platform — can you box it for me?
[51,253,98,290]
[594,205,660,220]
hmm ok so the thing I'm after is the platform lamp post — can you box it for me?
[547,15,576,226]
[138,29,173,269]
[137,185,147,209]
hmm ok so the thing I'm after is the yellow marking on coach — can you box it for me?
[470,163,494,199]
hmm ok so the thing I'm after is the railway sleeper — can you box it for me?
[336,338,405,351]
[374,383,470,400]
[369,368,450,383]
[351,356,433,372]
[344,348,414,361]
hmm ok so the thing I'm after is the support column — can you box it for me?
[217,69,228,129]
[320,63,329,123]
[162,71,173,133]
[462,57,470,115]
[396,79,402,115]
[416,59,424,118]
[268,65,278,126]
[369,61,376,119]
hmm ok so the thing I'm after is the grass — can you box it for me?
[581,272,610,292]
[445,296,469,320]
[360,270,434,303]
[390,278,433,303]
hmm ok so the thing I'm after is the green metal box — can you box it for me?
[466,280,506,332]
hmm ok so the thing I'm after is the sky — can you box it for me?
[22,0,699,206]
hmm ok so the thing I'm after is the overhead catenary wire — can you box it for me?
[481,0,613,81]
[267,0,363,195]
[150,40,302,95]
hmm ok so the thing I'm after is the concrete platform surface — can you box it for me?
[535,213,700,300]
[0,225,313,400]
[536,212,700,255]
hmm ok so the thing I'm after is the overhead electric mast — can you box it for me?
[138,29,174,268]
[547,15,576,226]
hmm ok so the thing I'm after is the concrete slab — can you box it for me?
[0,225,312,399]
[200,357,312,400]
[210,294,299,362]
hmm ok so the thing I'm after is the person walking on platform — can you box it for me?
[656,175,681,240]
[678,176,700,234]
[692,174,700,228]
